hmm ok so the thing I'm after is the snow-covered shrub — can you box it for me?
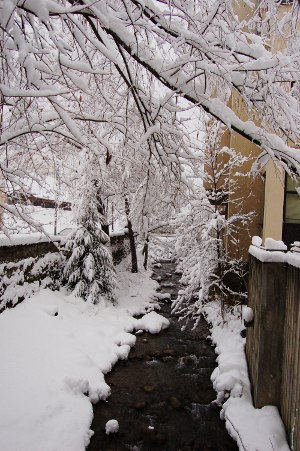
[0,252,65,311]
[63,156,116,304]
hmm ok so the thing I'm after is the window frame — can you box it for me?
[283,173,300,224]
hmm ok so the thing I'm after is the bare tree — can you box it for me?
[173,121,253,323]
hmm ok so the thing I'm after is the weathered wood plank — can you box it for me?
[246,254,300,450]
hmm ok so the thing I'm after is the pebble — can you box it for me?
[181,355,194,366]
[162,356,173,362]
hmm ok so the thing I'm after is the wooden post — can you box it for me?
[281,263,300,450]
[246,254,287,408]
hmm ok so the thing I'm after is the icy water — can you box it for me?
[88,261,238,451]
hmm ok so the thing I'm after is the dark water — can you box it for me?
[88,261,237,451]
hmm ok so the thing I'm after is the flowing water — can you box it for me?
[88,261,238,451]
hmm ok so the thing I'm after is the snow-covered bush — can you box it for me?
[0,252,64,311]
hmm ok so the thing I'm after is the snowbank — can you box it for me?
[0,258,166,451]
[202,302,289,451]
[110,229,128,237]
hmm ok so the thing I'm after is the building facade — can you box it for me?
[220,1,300,261]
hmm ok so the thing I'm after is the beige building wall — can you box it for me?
[260,2,299,242]
[262,161,285,242]
[220,2,298,257]
[221,93,265,261]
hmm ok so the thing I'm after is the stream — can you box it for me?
[88,260,238,451]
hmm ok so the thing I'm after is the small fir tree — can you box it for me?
[63,159,116,305]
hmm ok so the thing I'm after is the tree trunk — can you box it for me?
[95,187,110,237]
[125,197,138,273]
[142,236,149,270]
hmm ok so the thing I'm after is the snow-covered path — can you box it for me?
[88,260,237,450]
[0,257,168,451]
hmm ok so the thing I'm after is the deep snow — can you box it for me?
[0,255,168,451]
[202,301,290,451]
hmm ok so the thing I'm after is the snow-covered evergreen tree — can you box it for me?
[63,156,115,305]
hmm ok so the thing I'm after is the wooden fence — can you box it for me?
[246,249,300,450]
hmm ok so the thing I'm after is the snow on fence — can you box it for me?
[246,244,300,451]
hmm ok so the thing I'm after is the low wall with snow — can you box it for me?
[0,233,130,312]
[246,246,300,450]
[0,235,62,264]
[0,252,64,313]
[0,233,129,265]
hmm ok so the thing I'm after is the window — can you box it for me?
[284,176,300,224]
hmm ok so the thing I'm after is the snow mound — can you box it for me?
[265,237,287,251]
[251,236,262,247]
[105,419,119,435]
[202,301,289,451]
[242,306,253,323]
[136,311,170,334]
[154,292,171,301]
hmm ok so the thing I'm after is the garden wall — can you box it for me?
[0,233,129,265]
[0,232,130,312]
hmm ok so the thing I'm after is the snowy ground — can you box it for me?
[202,302,290,451]
[0,254,168,451]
